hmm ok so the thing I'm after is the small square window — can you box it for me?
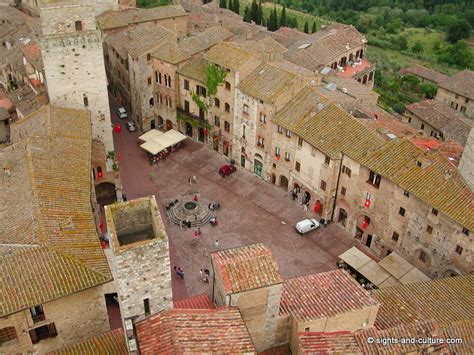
[431,208,438,216]
[295,161,301,172]
[341,186,346,196]
[147,53,151,61]
[426,225,433,234]
[285,129,292,138]
[419,250,428,263]
[324,156,330,165]
[392,232,399,242]
[404,190,410,197]
[184,79,189,91]
[305,327,310,332]
[277,125,283,133]
[297,137,303,147]
[416,160,422,167]
[320,180,327,191]
[462,227,469,236]
[399,207,406,217]
[147,77,152,85]
[455,245,463,255]
[285,152,290,161]
[342,165,351,177]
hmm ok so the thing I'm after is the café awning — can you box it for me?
[140,129,187,155]
[338,247,430,288]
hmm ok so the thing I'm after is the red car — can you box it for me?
[219,164,236,177]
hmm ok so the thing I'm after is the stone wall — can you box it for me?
[40,21,114,152]
[459,128,474,190]
[0,283,112,354]
[334,155,473,278]
[130,54,156,131]
[436,87,473,119]
[106,197,173,323]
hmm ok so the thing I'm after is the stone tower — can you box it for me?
[39,0,116,152]
[459,127,474,190]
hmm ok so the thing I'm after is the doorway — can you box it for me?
[280,175,289,190]
[338,208,347,227]
[254,159,262,176]
[271,173,276,184]
[150,119,156,129]
[240,155,245,168]
[365,234,373,248]
[185,122,193,137]
[198,128,205,142]
[166,119,173,131]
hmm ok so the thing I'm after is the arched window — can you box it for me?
[243,104,249,114]
[157,72,162,84]
[214,98,220,107]
[225,103,230,113]
[75,21,82,31]
[225,81,231,90]
[157,93,162,104]
[149,97,154,107]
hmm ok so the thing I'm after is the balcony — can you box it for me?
[176,107,210,129]
[336,58,374,79]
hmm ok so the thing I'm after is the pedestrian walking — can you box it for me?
[180,220,183,230]
[200,269,203,280]
[192,175,197,184]
[194,230,199,240]
[304,202,309,211]
[214,239,219,249]
[193,194,198,201]
[188,177,192,186]
[198,227,202,236]
[174,266,184,279]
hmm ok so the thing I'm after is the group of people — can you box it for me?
[174,266,185,279]
[200,269,210,283]
[187,176,198,186]
[208,202,220,211]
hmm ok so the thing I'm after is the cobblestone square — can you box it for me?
[113,115,357,300]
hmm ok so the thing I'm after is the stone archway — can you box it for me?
[166,119,173,131]
[185,122,193,137]
[362,74,368,84]
[279,175,289,190]
[338,208,348,227]
[95,182,116,206]
[271,173,276,184]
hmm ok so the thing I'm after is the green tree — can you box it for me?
[243,5,251,22]
[446,19,471,44]
[397,36,408,50]
[232,0,240,14]
[392,102,405,114]
[432,40,441,51]
[267,6,278,31]
[438,41,474,69]
[219,0,226,8]
[411,41,423,53]
[280,5,287,28]
[311,21,317,33]
[256,1,263,25]
[420,83,437,99]
[250,0,258,23]
[227,0,232,12]
[303,21,309,33]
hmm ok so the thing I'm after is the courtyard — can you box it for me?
[110,102,357,300]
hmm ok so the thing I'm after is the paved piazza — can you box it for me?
[111,107,357,300]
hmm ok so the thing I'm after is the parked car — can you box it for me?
[117,107,128,119]
[219,164,236,177]
[295,219,320,235]
[126,122,136,132]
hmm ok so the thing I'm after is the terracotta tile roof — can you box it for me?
[204,42,255,71]
[136,308,256,353]
[399,64,449,84]
[406,99,472,146]
[0,105,112,317]
[176,55,207,82]
[238,62,302,103]
[211,243,283,294]
[124,25,176,58]
[279,269,379,322]
[358,139,474,231]
[373,274,473,330]
[284,24,367,71]
[173,293,215,309]
[97,5,186,30]
[20,42,43,71]
[0,107,9,121]
[438,319,474,354]
[152,26,233,64]
[298,331,361,354]
[49,328,127,355]
[272,86,385,160]
[438,70,474,99]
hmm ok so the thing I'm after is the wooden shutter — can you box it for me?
[29,329,39,344]
[47,323,58,338]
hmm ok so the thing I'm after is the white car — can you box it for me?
[126,121,136,132]
[117,107,128,119]
[295,218,320,235]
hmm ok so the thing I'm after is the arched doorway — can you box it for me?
[150,119,156,129]
[95,182,116,206]
[368,71,374,81]
[362,74,368,84]
[240,155,245,168]
[166,119,172,131]
[444,270,459,277]
[271,173,276,184]
[254,154,263,176]
[185,122,193,137]
[302,191,311,204]
[279,175,289,190]
[338,208,348,227]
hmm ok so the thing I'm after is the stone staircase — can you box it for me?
[166,208,214,227]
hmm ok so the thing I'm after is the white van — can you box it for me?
[117,107,128,119]
[295,219,320,235]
